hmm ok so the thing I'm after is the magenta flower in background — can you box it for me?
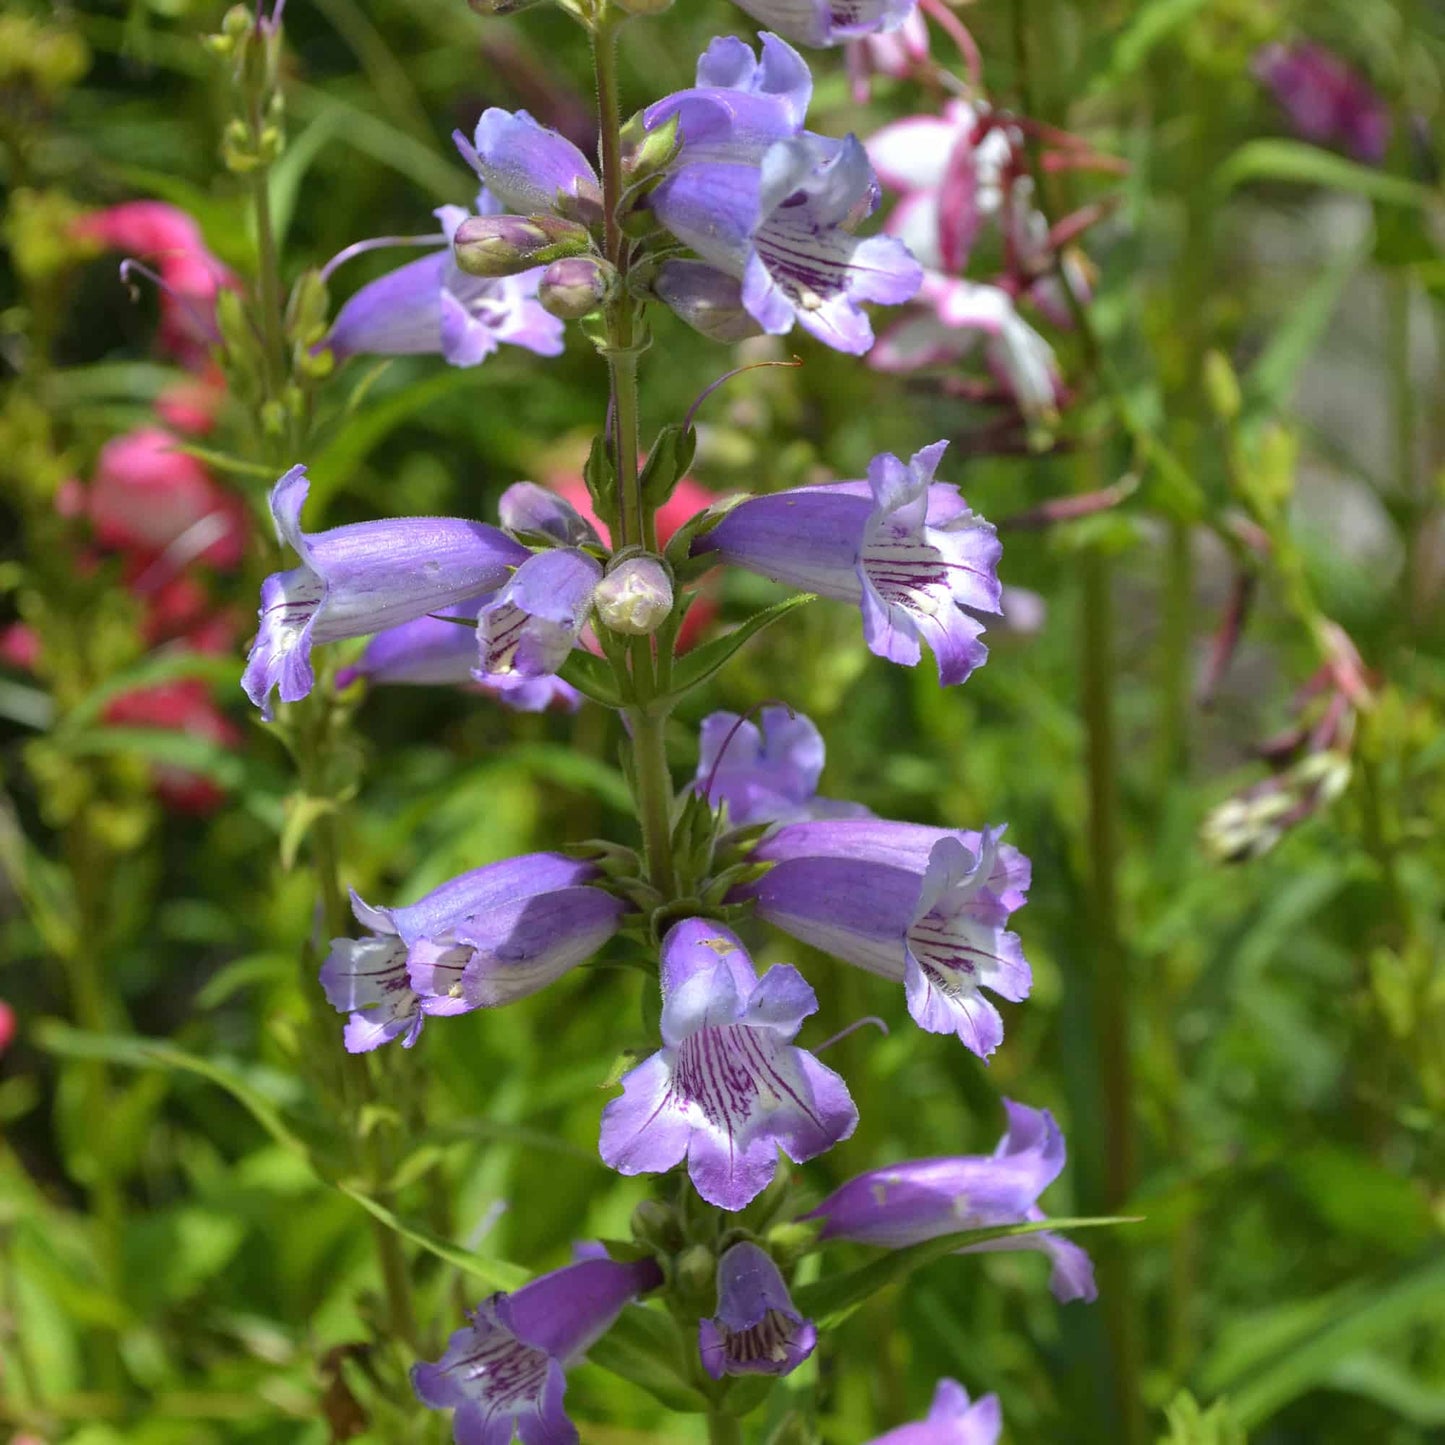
[847,8,930,101]
[804,1097,1097,1303]
[736,818,1031,1058]
[413,1253,661,1445]
[598,918,857,1210]
[241,467,526,718]
[326,202,564,367]
[699,1242,817,1378]
[694,704,870,827]
[695,441,1001,685]
[1254,41,1391,164]
[866,1379,1003,1445]
[321,853,625,1052]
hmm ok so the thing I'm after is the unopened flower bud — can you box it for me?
[537,256,615,320]
[631,1198,682,1251]
[622,111,681,182]
[674,1244,715,1302]
[452,214,593,279]
[594,555,672,636]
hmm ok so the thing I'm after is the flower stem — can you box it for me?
[706,1407,744,1445]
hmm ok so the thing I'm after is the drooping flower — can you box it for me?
[413,1254,662,1445]
[694,441,1001,685]
[736,818,1031,1058]
[241,466,527,719]
[698,1242,816,1379]
[326,204,564,367]
[694,704,870,827]
[321,854,625,1052]
[599,918,857,1210]
[454,110,603,224]
[866,1379,1003,1445]
[803,1098,1097,1303]
[1254,41,1391,164]
[475,547,603,682]
[89,427,247,569]
[728,0,917,50]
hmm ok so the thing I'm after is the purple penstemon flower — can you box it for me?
[734,817,1031,1058]
[598,918,857,1210]
[326,202,564,368]
[694,441,1001,686]
[454,109,604,224]
[804,1097,1097,1303]
[241,467,527,720]
[413,1253,662,1445]
[694,705,870,827]
[866,1379,1003,1445]
[475,547,603,682]
[320,853,625,1052]
[698,1242,817,1379]
[729,0,917,49]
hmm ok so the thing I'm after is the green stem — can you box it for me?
[629,705,678,896]
[706,1407,744,1445]
[250,157,287,408]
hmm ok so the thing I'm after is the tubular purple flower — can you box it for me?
[476,547,603,681]
[320,854,623,1051]
[694,442,1001,685]
[730,0,917,48]
[598,919,857,1210]
[695,705,870,826]
[241,467,527,719]
[735,818,1031,1058]
[498,482,603,549]
[804,1098,1096,1304]
[454,110,603,223]
[698,1242,817,1379]
[866,1379,1003,1445]
[325,205,564,367]
[413,1253,662,1445]
[654,260,761,342]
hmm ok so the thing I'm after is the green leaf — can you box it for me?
[585,1306,710,1413]
[794,1216,1132,1328]
[1214,141,1437,209]
[51,726,246,791]
[334,1183,528,1292]
[1095,0,1209,88]
[511,743,632,809]
[668,594,815,698]
[558,650,627,708]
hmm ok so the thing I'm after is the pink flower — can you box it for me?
[0,1001,14,1054]
[846,9,929,102]
[88,428,248,570]
[156,368,225,436]
[0,623,41,672]
[74,201,236,366]
[103,677,242,815]
[1254,42,1391,164]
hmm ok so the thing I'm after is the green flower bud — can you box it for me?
[594,555,672,636]
[452,214,594,279]
[537,256,616,320]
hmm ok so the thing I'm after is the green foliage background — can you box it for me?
[1,0,1443,1441]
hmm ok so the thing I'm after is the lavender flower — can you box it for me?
[694,705,870,827]
[866,1380,1003,1445]
[803,1098,1097,1303]
[694,442,1001,685]
[241,467,526,719]
[326,204,564,367]
[454,110,603,224]
[321,854,625,1051]
[598,918,857,1210]
[476,547,603,681]
[735,818,1031,1058]
[653,260,761,342]
[698,1242,817,1379]
[729,0,917,49]
[413,1254,662,1445]
[647,35,921,353]
[497,482,604,550]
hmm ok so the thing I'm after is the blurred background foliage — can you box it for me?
[2,0,1444,1440]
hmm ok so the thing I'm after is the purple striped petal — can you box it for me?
[698,1242,816,1379]
[476,547,602,681]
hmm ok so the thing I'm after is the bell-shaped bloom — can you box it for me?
[699,1242,816,1379]
[654,260,761,343]
[89,427,247,569]
[476,547,602,682]
[695,441,1000,686]
[242,467,527,719]
[873,280,1063,427]
[413,1253,662,1445]
[326,204,564,368]
[321,853,625,1052]
[736,818,1031,1058]
[694,704,869,827]
[334,605,582,711]
[867,1379,1003,1445]
[803,1098,1097,1303]
[599,919,857,1210]
[1253,41,1391,164]
[454,110,603,224]
[730,0,916,49]
[498,482,603,549]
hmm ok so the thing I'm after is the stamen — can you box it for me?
[319,233,449,283]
